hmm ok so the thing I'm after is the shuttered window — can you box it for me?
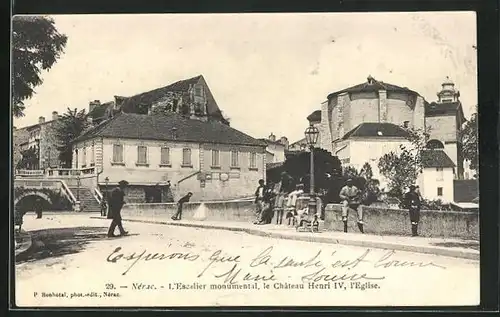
[182,148,192,166]
[212,149,220,167]
[250,152,257,168]
[231,150,239,167]
[160,147,170,165]
[137,146,148,164]
[113,144,124,163]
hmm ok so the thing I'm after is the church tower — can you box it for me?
[437,76,460,103]
[425,76,466,179]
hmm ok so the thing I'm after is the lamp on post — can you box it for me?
[304,123,320,216]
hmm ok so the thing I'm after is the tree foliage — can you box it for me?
[16,146,39,170]
[54,108,89,167]
[12,16,68,117]
[377,127,429,198]
[341,163,381,205]
[279,148,342,192]
[460,106,478,171]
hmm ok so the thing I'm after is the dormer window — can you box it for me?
[403,121,410,128]
[367,75,375,85]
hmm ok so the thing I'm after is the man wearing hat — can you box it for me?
[107,180,129,237]
[403,185,422,237]
[339,178,364,233]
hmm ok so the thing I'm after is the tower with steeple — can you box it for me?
[437,76,460,103]
[425,76,466,179]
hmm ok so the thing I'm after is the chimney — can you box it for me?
[268,133,276,142]
[89,100,101,113]
[39,116,45,124]
[52,111,58,121]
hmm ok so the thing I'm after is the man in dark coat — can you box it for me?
[253,179,266,224]
[257,181,276,225]
[172,192,192,220]
[34,197,43,219]
[107,180,129,237]
[403,185,422,237]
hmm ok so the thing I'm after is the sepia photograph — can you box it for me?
[12,12,479,307]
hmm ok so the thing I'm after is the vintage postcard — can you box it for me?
[12,12,479,307]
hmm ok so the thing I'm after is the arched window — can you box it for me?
[426,139,444,149]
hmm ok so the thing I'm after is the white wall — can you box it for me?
[73,137,266,201]
[266,143,285,163]
[350,138,410,187]
[417,167,454,202]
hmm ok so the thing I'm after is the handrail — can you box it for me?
[177,171,201,185]
[60,180,77,205]
[94,187,103,204]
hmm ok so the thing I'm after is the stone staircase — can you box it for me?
[68,187,101,212]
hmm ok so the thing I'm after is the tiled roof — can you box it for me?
[258,138,285,146]
[327,76,418,100]
[454,179,479,203]
[73,112,266,147]
[421,149,456,168]
[307,110,321,122]
[425,101,466,122]
[341,122,410,140]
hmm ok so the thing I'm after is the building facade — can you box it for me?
[87,75,229,126]
[259,133,287,163]
[14,112,62,170]
[72,112,266,202]
[309,76,466,180]
[417,149,456,202]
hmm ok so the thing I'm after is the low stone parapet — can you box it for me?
[324,204,479,240]
[121,199,256,222]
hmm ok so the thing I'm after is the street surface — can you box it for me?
[15,214,479,307]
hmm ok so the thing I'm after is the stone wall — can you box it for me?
[39,122,60,168]
[121,200,479,240]
[121,199,256,222]
[426,115,457,142]
[13,128,29,167]
[324,204,479,240]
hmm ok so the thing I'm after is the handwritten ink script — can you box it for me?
[106,245,446,291]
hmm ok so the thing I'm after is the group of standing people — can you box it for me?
[252,172,305,225]
[339,178,422,237]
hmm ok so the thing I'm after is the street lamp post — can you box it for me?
[104,177,109,217]
[104,177,109,202]
[304,123,320,216]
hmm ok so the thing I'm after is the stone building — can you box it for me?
[87,75,229,125]
[258,133,288,163]
[72,112,267,202]
[308,75,466,180]
[14,111,62,169]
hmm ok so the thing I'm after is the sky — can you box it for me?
[13,12,477,143]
